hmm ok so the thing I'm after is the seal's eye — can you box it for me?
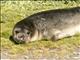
[15,31,19,34]
[27,32,30,35]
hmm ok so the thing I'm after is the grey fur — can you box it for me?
[12,7,80,43]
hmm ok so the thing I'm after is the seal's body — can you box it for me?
[12,7,80,43]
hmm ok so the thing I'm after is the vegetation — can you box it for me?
[1,1,80,59]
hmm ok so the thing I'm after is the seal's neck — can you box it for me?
[30,30,42,41]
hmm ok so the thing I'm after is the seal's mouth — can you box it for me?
[9,36,25,44]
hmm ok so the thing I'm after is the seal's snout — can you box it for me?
[16,33,25,41]
[13,34,25,43]
[18,35,24,38]
[9,35,25,44]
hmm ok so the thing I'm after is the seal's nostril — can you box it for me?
[18,35,24,39]
[18,35,24,40]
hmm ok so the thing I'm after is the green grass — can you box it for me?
[1,1,80,58]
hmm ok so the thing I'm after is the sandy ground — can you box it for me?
[1,47,80,60]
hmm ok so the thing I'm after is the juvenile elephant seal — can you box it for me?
[11,7,80,43]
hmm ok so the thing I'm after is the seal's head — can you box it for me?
[11,20,35,44]
[13,27,31,43]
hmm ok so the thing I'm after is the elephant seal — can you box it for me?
[11,7,80,43]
